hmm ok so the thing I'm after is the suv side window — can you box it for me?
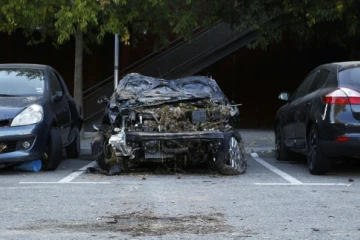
[307,69,331,93]
[292,71,317,100]
[324,71,337,87]
[49,71,64,96]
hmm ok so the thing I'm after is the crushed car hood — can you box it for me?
[0,96,42,119]
[114,73,229,104]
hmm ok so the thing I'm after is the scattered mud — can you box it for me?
[100,211,231,236]
[14,211,241,237]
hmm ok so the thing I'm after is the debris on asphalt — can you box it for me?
[109,164,121,175]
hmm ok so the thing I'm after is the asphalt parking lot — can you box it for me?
[1,145,360,240]
[2,151,359,187]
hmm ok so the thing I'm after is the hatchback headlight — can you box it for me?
[11,104,44,126]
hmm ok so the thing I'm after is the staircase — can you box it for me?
[82,22,258,131]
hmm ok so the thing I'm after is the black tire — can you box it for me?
[42,127,62,171]
[91,132,111,171]
[66,128,80,158]
[216,131,247,175]
[275,123,290,160]
[307,125,331,175]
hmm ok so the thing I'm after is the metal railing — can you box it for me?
[135,22,242,78]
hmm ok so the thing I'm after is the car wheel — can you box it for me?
[216,131,247,175]
[91,132,111,171]
[66,128,80,158]
[275,123,290,160]
[42,127,62,171]
[307,125,331,175]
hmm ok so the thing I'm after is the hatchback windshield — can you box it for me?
[0,68,45,96]
[339,67,360,88]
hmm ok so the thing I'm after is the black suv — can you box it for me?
[275,61,360,175]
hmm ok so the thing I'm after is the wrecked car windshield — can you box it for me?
[182,82,213,92]
[143,86,179,96]
[116,73,223,102]
[0,68,45,96]
[180,82,215,96]
[124,79,153,93]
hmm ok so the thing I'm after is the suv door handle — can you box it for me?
[306,102,311,107]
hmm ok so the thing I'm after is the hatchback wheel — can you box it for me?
[42,127,62,171]
[307,125,331,175]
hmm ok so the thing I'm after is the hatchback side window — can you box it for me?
[292,71,316,100]
[307,69,331,93]
[49,71,64,96]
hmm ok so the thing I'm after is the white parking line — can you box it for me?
[251,152,303,184]
[58,161,97,183]
[254,183,351,186]
[19,182,110,184]
[250,153,351,186]
[19,161,110,184]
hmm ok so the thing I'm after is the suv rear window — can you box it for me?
[339,67,360,88]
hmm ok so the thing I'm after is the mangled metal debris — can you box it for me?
[91,73,247,175]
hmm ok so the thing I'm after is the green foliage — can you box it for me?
[1,0,360,52]
[0,0,59,43]
[229,0,360,51]
[0,0,226,49]
[55,0,100,44]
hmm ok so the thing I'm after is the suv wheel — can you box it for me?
[275,123,289,160]
[307,125,331,175]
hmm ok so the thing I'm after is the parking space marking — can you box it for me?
[251,153,303,184]
[19,182,110,184]
[58,161,97,183]
[19,161,110,184]
[251,153,351,186]
[254,183,351,186]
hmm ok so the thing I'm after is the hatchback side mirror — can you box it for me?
[278,92,290,101]
[53,91,63,102]
[97,95,110,105]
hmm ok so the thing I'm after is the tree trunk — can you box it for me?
[74,29,84,139]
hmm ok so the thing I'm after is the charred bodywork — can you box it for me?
[91,73,246,175]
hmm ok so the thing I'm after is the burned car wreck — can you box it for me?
[91,73,246,175]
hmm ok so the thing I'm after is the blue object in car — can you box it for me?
[14,159,42,172]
